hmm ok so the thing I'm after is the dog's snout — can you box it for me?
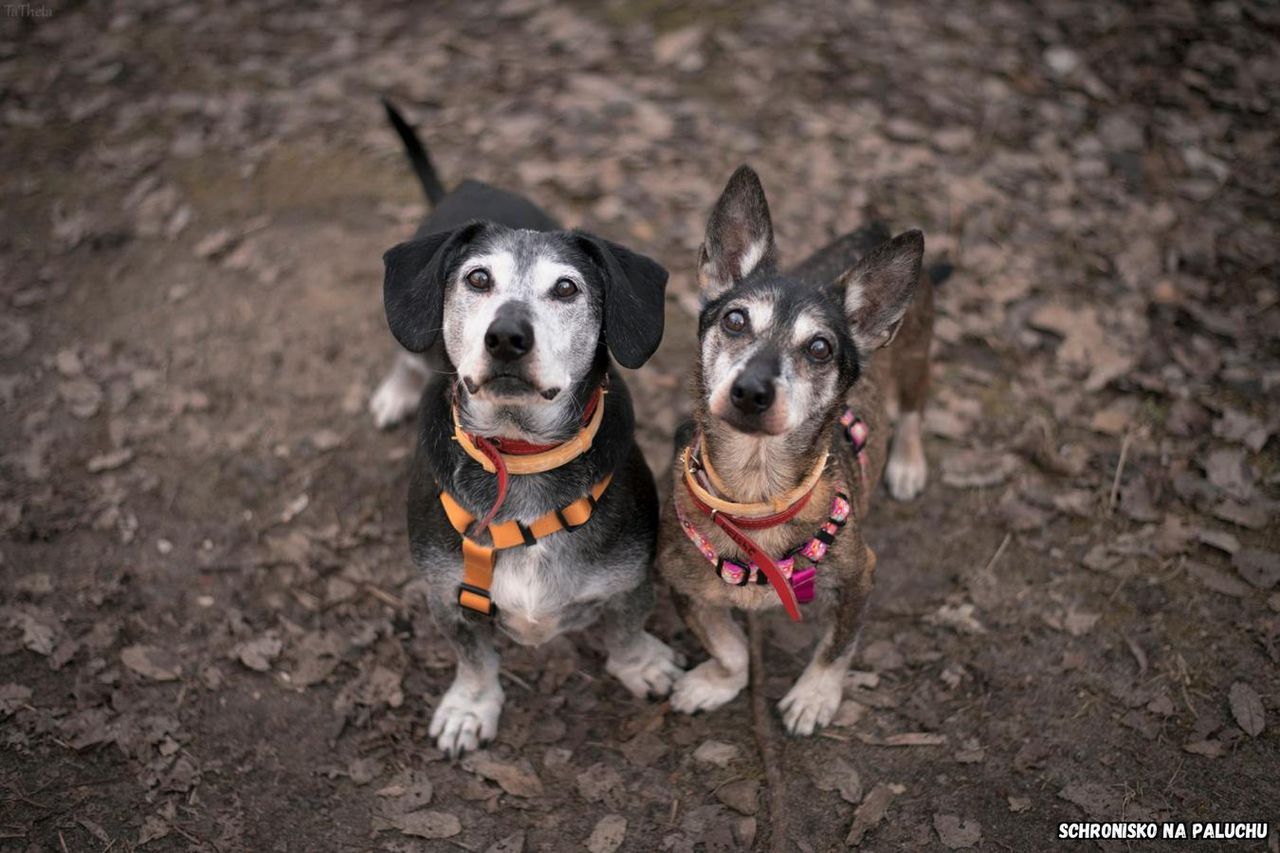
[730,350,779,416]
[484,315,534,362]
[730,373,776,415]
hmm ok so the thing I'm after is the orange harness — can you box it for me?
[437,387,612,616]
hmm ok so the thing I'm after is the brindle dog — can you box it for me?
[658,166,937,735]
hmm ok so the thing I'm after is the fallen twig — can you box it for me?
[747,612,786,853]
[1108,431,1131,514]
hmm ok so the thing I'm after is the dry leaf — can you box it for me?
[810,756,862,804]
[379,809,461,839]
[858,732,947,747]
[586,814,627,853]
[715,779,759,815]
[121,644,182,681]
[233,633,283,672]
[692,740,739,768]
[1228,682,1265,737]
[934,814,982,849]
[846,782,904,846]
[463,752,544,798]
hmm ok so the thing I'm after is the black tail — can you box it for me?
[927,261,953,286]
[381,98,446,206]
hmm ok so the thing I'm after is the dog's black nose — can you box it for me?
[484,316,534,362]
[730,373,775,415]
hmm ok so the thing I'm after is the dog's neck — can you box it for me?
[699,417,829,504]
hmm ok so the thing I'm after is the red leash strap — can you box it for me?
[470,435,509,532]
[710,512,802,622]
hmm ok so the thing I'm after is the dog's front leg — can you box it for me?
[670,595,749,714]
[427,607,504,758]
[600,581,684,699]
[779,545,877,735]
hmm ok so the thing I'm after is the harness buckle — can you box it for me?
[458,583,498,616]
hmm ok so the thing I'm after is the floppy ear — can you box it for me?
[839,230,924,352]
[576,235,669,369]
[698,165,777,303]
[382,222,485,352]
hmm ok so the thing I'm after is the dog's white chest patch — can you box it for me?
[488,537,623,646]
[489,543,565,646]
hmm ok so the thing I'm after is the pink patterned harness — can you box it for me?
[675,408,869,606]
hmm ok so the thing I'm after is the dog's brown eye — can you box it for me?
[807,337,832,362]
[552,278,578,299]
[722,309,748,335]
[465,268,492,291]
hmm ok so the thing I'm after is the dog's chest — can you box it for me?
[489,539,613,646]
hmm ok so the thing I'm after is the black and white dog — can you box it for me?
[372,102,683,757]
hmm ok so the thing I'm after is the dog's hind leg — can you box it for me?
[669,594,749,715]
[427,607,504,758]
[779,545,876,735]
[601,581,685,699]
[884,273,934,501]
[370,351,429,429]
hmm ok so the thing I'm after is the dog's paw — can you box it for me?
[670,660,746,715]
[369,372,422,429]
[607,632,686,699]
[885,413,927,501]
[429,681,504,759]
[778,665,844,736]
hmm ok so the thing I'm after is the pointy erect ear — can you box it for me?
[575,234,669,369]
[840,230,924,352]
[697,165,777,303]
[382,222,487,352]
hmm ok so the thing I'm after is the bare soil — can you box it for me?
[1,1,1277,851]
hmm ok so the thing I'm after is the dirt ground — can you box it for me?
[2,1,1278,851]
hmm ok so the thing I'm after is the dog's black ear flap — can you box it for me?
[382,223,484,352]
[577,235,669,369]
[839,230,924,352]
[698,165,777,303]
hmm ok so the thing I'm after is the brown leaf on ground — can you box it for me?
[857,732,947,747]
[586,814,627,853]
[575,762,623,804]
[1186,561,1252,598]
[1234,549,1280,590]
[810,756,862,804]
[232,632,283,672]
[934,814,982,849]
[1204,448,1255,501]
[376,809,461,839]
[463,752,544,798]
[941,450,1020,489]
[137,815,171,846]
[1183,739,1224,757]
[483,833,525,853]
[846,782,904,846]
[121,644,183,682]
[715,779,759,815]
[692,740,739,768]
[1228,682,1265,737]
[1058,782,1118,818]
